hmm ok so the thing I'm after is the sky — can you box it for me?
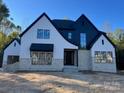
[3,0,124,32]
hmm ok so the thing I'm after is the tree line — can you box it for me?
[106,28,124,70]
[0,0,20,52]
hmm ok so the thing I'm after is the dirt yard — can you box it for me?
[0,71,124,93]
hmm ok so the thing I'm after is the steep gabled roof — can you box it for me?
[87,32,102,49]
[76,14,99,31]
[101,31,116,48]
[52,15,100,48]
[20,12,61,37]
[20,13,48,37]
[19,13,78,46]
[19,12,115,49]
[88,31,116,49]
[3,38,20,51]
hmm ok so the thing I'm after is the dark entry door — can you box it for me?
[64,51,74,65]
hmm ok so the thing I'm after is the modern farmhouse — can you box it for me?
[2,13,117,72]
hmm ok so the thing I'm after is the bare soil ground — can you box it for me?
[0,71,124,93]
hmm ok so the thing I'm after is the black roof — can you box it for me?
[52,19,75,31]
[52,16,100,48]
[87,32,102,49]
[19,13,115,49]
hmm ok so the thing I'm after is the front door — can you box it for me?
[64,50,74,65]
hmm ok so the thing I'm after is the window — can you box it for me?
[102,40,104,45]
[80,33,86,48]
[31,51,53,65]
[37,29,50,39]
[37,29,44,39]
[68,32,72,39]
[14,42,16,47]
[7,56,19,64]
[95,51,113,63]
[106,51,113,63]
[44,29,50,39]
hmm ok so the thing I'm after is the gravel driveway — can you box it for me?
[0,71,124,93]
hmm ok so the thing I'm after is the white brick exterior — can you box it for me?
[3,40,20,66]
[2,14,117,73]
[19,15,78,71]
[91,35,117,73]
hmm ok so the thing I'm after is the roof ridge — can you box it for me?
[52,19,75,22]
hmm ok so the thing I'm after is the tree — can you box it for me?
[0,32,7,51]
[0,0,9,22]
[0,0,21,52]
[0,31,20,52]
[108,29,124,49]
[114,29,124,41]
[17,25,22,31]
[7,31,20,40]
[107,28,124,68]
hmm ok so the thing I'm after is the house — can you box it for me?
[2,13,117,73]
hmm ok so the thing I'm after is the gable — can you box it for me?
[3,38,20,52]
[52,15,99,48]
[76,14,98,31]
[91,34,115,51]
[20,13,78,47]
[20,13,49,37]
[20,13,110,50]
[3,39,20,60]
[20,13,65,38]
[19,13,78,59]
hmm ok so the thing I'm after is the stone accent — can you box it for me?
[92,57,117,73]
[3,62,19,72]
[19,58,63,71]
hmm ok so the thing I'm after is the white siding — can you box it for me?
[3,40,20,66]
[91,35,117,73]
[20,15,78,71]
